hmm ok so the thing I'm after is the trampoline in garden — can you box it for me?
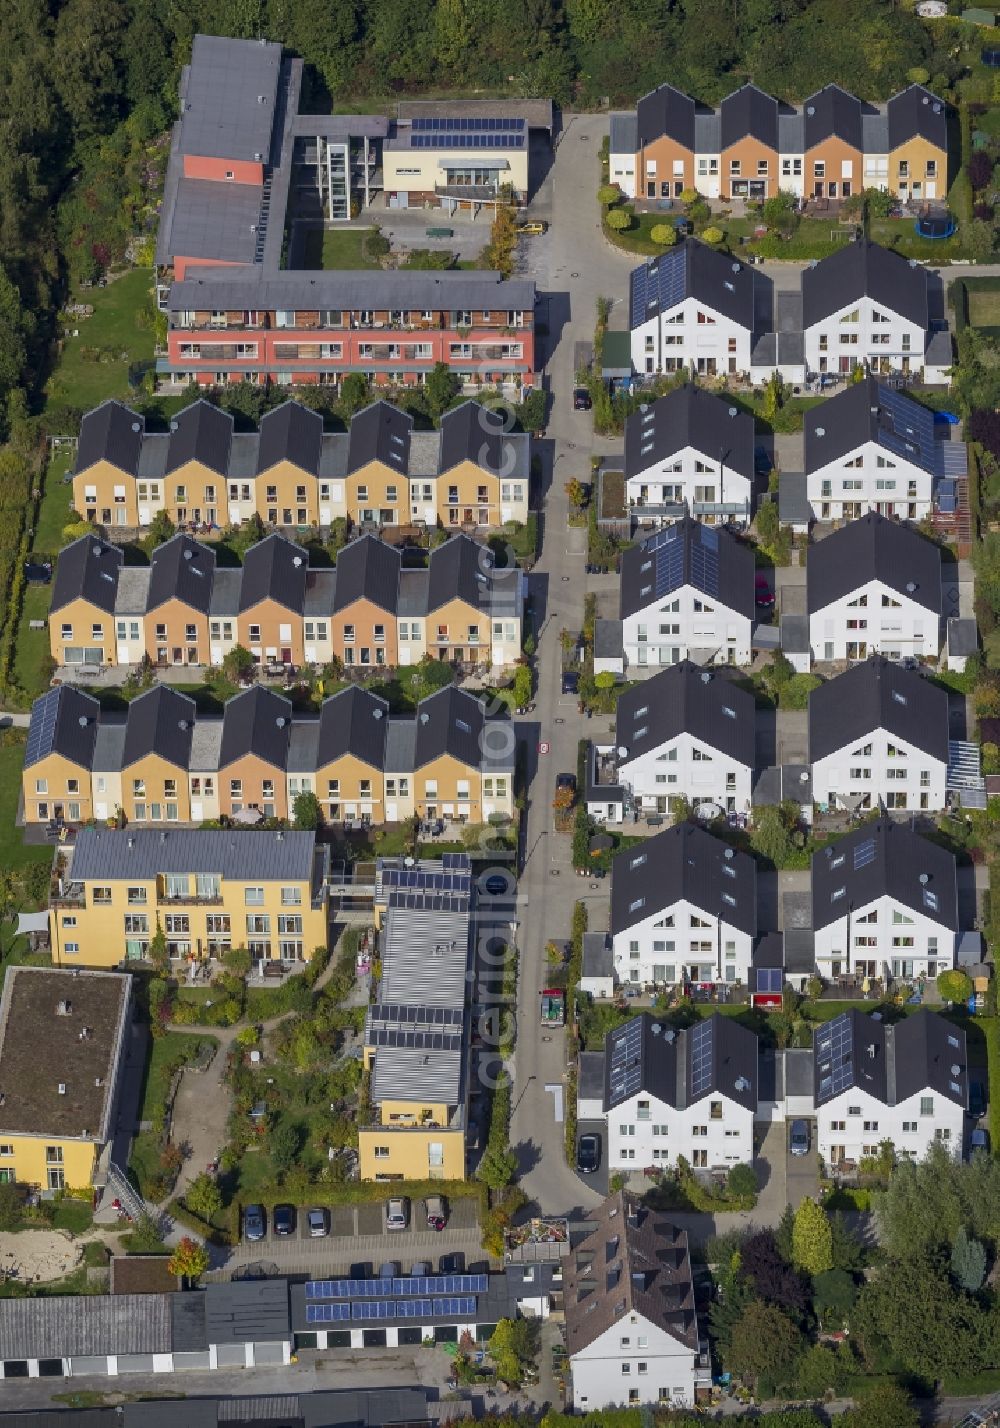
[915,212,956,239]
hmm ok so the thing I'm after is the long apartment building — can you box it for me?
[22,683,515,829]
[49,828,329,970]
[49,529,522,673]
[72,397,530,534]
[610,80,948,203]
[154,35,535,392]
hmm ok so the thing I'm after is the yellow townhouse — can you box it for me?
[49,827,329,973]
[0,966,132,1193]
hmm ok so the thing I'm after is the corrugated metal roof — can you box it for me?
[380,906,470,1008]
[372,1042,463,1104]
[0,1293,171,1359]
[69,827,316,882]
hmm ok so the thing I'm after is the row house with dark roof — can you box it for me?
[804,376,965,523]
[72,398,530,535]
[610,823,757,989]
[610,81,948,204]
[809,657,950,812]
[604,1013,757,1174]
[586,664,755,823]
[814,1008,966,1169]
[49,530,522,673]
[628,239,950,389]
[22,684,515,830]
[808,513,943,663]
[811,818,958,984]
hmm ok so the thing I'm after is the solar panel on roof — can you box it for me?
[816,1014,854,1101]
[305,1302,351,1324]
[25,689,62,767]
[690,529,719,597]
[853,838,876,871]
[608,1018,644,1106]
[689,1019,714,1098]
[756,968,782,993]
[442,852,471,870]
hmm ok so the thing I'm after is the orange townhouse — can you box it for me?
[313,686,390,824]
[162,401,233,529]
[118,686,196,824]
[254,400,324,531]
[343,402,412,529]
[144,533,216,668]
[22,686,101,826]
[720,85,779,202]
[802,84,864,200]
[330,534,401,670]
[72,401,145,530]
[236,532,309,667]
[49,535,122,670]
[216,685,292,821]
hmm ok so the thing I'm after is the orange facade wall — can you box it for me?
[720,137,779,198]
[637,136,694,199]
[330,599,398,670]
[182,156,263,185]
[805,136,862,198]
[174,256,249,282]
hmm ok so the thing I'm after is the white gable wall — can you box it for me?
[571,1313,697,1413]
[806,440,932,522]
[618,731,753,815]
[631,297,752,382]
[813,892,956,980]
[812,726,948,812]
[622,585,753,671]
[817,1083,963,1168]
[626,442,753,526]
[809,579,940,662]
[607,1087,754,1173]
[803,295,926,380]
[612,896,754,987]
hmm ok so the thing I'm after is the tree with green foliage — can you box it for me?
[649,223,678,247]
[0,1180,22,1230]
[792,1197,833,1275]
[293,791,322,831]
[517,387,547,434]
[597,184,620,206]
[221,645,254,685]
[269,1122,302,1179]
[961,219,996,262]
[512,664,532,708]
[756,497,780,551]
[489,1316,532,1384]
[750,804,795,867]
[725,1161,758,1203]
[702,225,724,244]
[781,672,822,710]
[794,1342,843,1399]
[937,968,972,1005]
[185,1172,222,1224]
[606,207,632,232]
[726,1300,803,1387]
[812,1266,858,1324]
[425,361,460,420]
[951,1224,987,1292]
[147,923,168,975]
[854,1252,990,1379]
[840,1385,919,1428]
[339,373,369,417]
[142,508,175,556]
[168,1235,209,1284]
[761,190,799,238]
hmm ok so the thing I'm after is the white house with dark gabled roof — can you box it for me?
[804,376,965,523]
[629,243,766,383]
[619,518,755,672]
[622,386,756,528]
[814,1009,966,1170]
[808,513,943,664]
[809,657,950,813]
[811,818,958,984]
[603,1012,757,1173]
[587,664,755,823]
[610,823,756,988]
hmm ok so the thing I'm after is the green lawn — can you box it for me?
[970,287,1000,328]
[300,228,381,271]
[0,739,54,876]
[137,1032,217,1127]
[51,1198,94,1235]
[43,269,155,415]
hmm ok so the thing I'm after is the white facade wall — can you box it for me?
[612,897,754,986]
[817,1084,963,1168]
[778,156,805,197]
[694,154,721,198]
[809,580,940,663]
[607,1088,754,1172]
[622,587,753,670]
[812,727,948,813]
[813,893,956,981]
[631,297,753,382]
[625,442,754,526]
[803,295,926,380]
[571,1316,697,1414]
[806,442,933,522]
[384,148,530,200]
[617,732,753,815]
[610,149,637,198]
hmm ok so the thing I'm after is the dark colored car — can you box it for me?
[970,1080,987,1118]
[425,1194,448,1230]
[561,670,579,695]
[243,1204,266,1242]
[556,772,577,794]
[755,574,775,609]
[573,387,592,411]
[440,1251,466,1273]
[790,1120,810,1156]
[577,1133,601,1175]
[273,1203,296,1237]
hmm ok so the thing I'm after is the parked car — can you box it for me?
[577,1133,601,1174]
[439,1251,465,1273]
[243,1204,266,1241]
[561,670,579,695]
[307,1207,329,1238]
[573,387,592,411]
[755,574,775,609]
[556,772,577,795]
[790,1119,810,1156]
[273,1203,296,1237]
[970,1080,987,1118]
[425,1194,448,1230]
[517,220,548,235]
[385,1196,410,1231]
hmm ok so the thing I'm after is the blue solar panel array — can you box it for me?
[689,1018,714,1099]
[816,1014,854,1102]
[412,116,526,132]
[876,386,936,472]
[756,967,782,993]
[305,1297,478,1325]
[639,524,686,600]
[305,1302,352,1324]
[306,1274,488,1301]
[24,688,62,768]
[442,852,470,870]
[690,525,719,598]
[631,247,687,321]
[381,867,471,896]
[853,838,876,871]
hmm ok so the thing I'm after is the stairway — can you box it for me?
[104,1161,158,1226]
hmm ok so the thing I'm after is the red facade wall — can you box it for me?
[182,155,264,185]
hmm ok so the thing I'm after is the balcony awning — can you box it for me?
[16,912,49,936]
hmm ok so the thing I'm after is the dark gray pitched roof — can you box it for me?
[808,657,949,763]
[814,1008,966,1109]
[610,110,638,153]
[801,241,929,330]
[629,242,762,331]
[331,534,401,615]
[563,1192,698,1357]
[316,686,389,769]
[604,1012,757,1113]
[413,686,485,769]
[635,83,696,150]
[806,512,942,615]
[24,686,101,770]
[50,535,122,617]
[623,384,755,481]
[346,400,412,477]
[803,84,863,151]
[887,84,948,152]
[147,533,216,616]
[803,375,943,474]
[439,399,511,476]
[257,400,324,476]
[70,827,316,882]
[720,84,778,149]
[122,685,197,771]
[75,400,144,477]
[300,1387,433,1428]
[165,400,233,476]
[616,663,756,767]
[218,685,292,769]
[426,533,491,612]
[811,817,958,932]
[239,532,309,614]
[611,823,756,936]
[178,33,282,164]
[619,515,755,621]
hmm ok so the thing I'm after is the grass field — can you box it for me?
[43,269,155,415]
[970,288,1000,328]
[0,740,54,876]
[301,228,381,271]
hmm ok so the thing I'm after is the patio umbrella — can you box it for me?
[233,806,263,825]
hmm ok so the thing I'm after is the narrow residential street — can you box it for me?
[508,114,632,1217]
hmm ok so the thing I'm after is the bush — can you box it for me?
[606,208,633,233]
[649,224,678,247]
[702,225,724,244]
[597,184,621,206]
[937,968,973,1004]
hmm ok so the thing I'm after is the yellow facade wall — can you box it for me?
[120,752,191,823]
[22,752,94,825]
[0,1135,97,1192]
[413,752,484,822]
[50,597,114,666]
[439,458,502,528]
[890,136,947,197]
[258,460,319,526]
[344,459,408,526]
[73,459,140,528]
[358,1126,466,1181]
